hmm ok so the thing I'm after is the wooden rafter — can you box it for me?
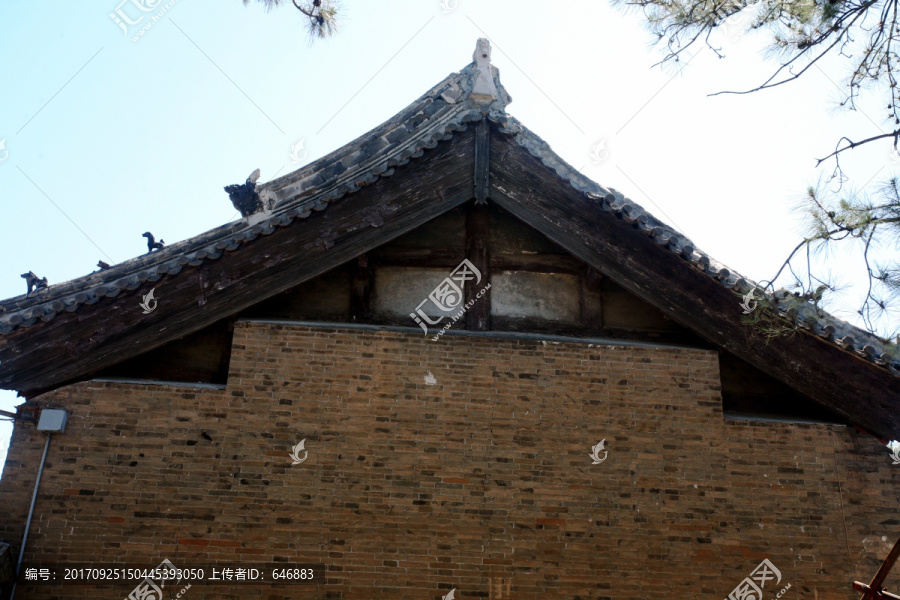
[0,129,476,397]
[488,132,900,439]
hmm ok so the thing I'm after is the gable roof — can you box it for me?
[0,56,506,332]
[0,40,897,437]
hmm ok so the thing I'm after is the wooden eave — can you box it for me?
[0,47,897,438]
[488,123,900,439]
[0,128,476,398]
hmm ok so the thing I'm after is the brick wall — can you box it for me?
[1,322,898,599]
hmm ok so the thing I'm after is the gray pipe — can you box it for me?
[9,433,52,600]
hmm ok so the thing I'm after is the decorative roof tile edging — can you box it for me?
[0,61,506,334]
[1,51,896,379]
[493,113,900,377]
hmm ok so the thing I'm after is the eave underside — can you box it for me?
[488,131,898,438]
[0,125,897,439]
[0,129,477,398]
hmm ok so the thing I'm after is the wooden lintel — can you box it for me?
[371,247,465,268]
[491,253,583,274]
[465,201,491,331]
[372,248,582,274]
[474,118,490,205]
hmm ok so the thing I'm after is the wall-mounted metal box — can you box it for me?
[36,409,67,433]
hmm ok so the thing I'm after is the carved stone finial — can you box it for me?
[225,169,265,218]
[473,38,491,67]
[470,38,498,104]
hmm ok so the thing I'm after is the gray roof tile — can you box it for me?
[0,42,895,379]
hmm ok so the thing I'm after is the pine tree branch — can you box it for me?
[813,131,900,166]
[291,0,315,18]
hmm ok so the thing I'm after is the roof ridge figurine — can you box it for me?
[225,168,265,218]
[20,271,48,297]
[142,232,165,253]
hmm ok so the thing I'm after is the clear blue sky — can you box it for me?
[0,0,894,471]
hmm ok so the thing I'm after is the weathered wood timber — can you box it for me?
[0,37,896,442]
[465,201,491,331]
[349,254,373,322]
[854,536,900,600]
[371,246,583,274]
[474,118,490,205]
[489,132,898,438]
[579,267,603,329]
[371,247,464,268]
[0,129,475,397]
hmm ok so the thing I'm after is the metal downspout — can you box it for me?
[9,432,52,600]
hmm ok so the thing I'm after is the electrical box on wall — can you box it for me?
[36,409,67,433]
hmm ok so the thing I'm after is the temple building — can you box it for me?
[1,40,899,600]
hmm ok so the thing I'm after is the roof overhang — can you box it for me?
[1,39,897,438]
